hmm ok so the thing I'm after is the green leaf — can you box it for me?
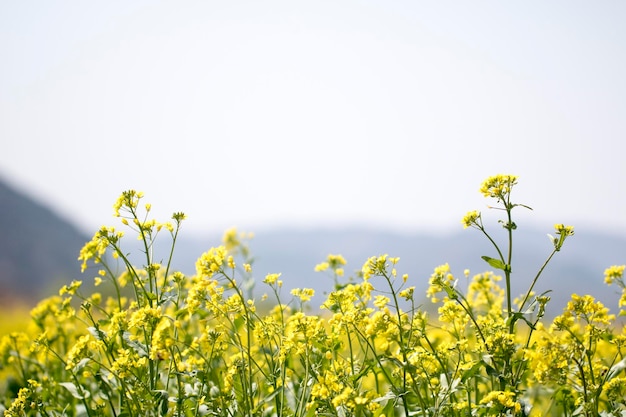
[481,256,507,271]
[443,285,458,300]
[72,357,91,374]
[59,382,90,399]
[175,306,189,319]
[373,397,396,417]
[87,326,107,342]
[607,357,626,379]
[305,402,319,417]
[483,361,498,377]
[122,331,148,357]
[508,312,536,330]
[513,203,534,211]
[153,390,168,416]
[461,361,483,383]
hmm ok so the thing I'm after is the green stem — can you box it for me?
[505,202,514,334]
[224,273,256,415]
[128,205,155,306]
[449,290,487,346]
[159,223,181,302]
[386,274,410,416]
[517,248,558,313]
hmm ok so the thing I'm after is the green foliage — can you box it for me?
[2,176,626,417]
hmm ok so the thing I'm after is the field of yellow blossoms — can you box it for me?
[1,175,626,417]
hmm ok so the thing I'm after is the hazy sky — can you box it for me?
[1,2,625,237]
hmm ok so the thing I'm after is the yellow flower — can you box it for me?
[4,380,42,416]
[361,254,389,280]
[479,174,518,200]
[461,210,481,229]
[480,390,521,413]
[399,286,415,300]
[263,273,281,285]
[438,299,465,324]
[59,280,82,296]
[129,306,162,329]
[311,370,343,401]
[172,212,186,223]
[316,254,347,274]
[65,334,95,370]
[88,292,101,305]
[222,227,240,251]
[426,263,454,302]
[221,228,253,258]
[291,288,315,302]
[554,223,575,236]
[78,227,120,272]
[604,377,626,402]
[328,254,347,268]
[113,190,144,217]
[563,294,614,326]
[373,295,389,309]
[150,318,173,360]
[110,348,146,379]
[314,262,329,272]
[196,246,228,276]
[118,271,129,287]
[604,265,625,285]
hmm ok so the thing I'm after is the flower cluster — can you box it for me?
[479,174,518,202]
[1,177,625,417]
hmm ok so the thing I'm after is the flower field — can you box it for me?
[1,175,626,416]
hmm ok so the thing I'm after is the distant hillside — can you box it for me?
[168,226,626,318]
[0,178,87,303]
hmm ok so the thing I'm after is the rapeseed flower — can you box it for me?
[479,390,521,414]
[196,246,228,276]
[8,180,624,416]
[291,288,314,302]
[604,264,625,285]
[479,174,518,201]
[461,210,481,229]
[113,190,143,217]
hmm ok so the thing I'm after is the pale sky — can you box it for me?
[1,1,625,237]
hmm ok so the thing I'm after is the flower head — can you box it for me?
[461,210,481,229]
[479,174,518,202]
[604,265,625,285]
[551,224,575,251]
[554,224,575,236]
[196,246,228,277]
[113,190,144,217]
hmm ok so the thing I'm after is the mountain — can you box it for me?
[0,177,88,303]
[168,226,626,318]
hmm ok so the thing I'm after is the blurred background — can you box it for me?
[1,1,625,315]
